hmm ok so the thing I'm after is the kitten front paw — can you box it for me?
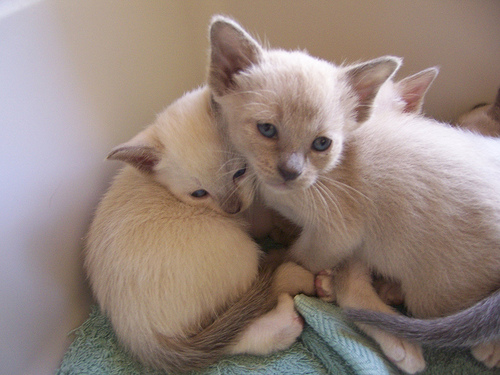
[229,294,303,355]
[315,269,336,302]
[472,341,500,368]
[271,293,304,350]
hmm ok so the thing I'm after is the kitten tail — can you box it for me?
[344,289,500,347]
[149,264,279,373]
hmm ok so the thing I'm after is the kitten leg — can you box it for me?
[321,259,426,374]
[228,293,304,355]
[315,269,337,302]
[316,270,404,306]
[471,340,500,368]
[273,261,316,296]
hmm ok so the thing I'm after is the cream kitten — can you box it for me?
[207,16,500,372]
[317,66,440,306]
[85,86,315,373]
[456,87,500,137]
[318,68,499,364]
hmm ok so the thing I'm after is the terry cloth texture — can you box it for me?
[57,295,498,375]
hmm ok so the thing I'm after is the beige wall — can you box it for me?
[1,1,499,374]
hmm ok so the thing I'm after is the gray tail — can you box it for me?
[149,263,279,373]
[344,289,500,348]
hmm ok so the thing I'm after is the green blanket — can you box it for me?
[57,295,497,375]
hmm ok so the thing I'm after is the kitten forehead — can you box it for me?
[234,50,346,135]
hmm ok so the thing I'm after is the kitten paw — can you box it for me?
[229,294,303,355]
[360,325,426,374]
[271,294,304,350]
[472,341,500,368]
[315,270,336,302]
[384,337,425,374]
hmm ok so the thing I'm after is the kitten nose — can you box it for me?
[278,166,301,181]
[220,194,242,214]
[278,153,304,181]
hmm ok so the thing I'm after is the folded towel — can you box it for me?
[57,295,497,374]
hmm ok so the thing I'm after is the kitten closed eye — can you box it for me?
[233,166,247,180]
[191,189,209,198]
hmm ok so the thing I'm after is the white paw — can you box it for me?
[361,325,426,374]
[315,269,336,302]
[270,294,304,350]
[386,337,425,374]
[229,294,303,355]
[472,341,500,368]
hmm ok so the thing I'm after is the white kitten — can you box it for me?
[208,15,500,372]
[85,86,314,372]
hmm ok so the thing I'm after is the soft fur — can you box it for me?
[85,86,315,372]
[207,15,500,372]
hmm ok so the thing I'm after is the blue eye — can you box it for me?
[312,137,332,152]
[191,189,208,198]
[233,166,246,180]
[257,122,277,138]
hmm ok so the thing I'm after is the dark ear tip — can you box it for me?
[106,147,121,160]
[209,15,237,35]
[106,146,129,161]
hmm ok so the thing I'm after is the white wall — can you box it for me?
[1,1,499,374]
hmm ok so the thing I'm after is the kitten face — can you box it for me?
[209,16,400,193]
[108,86,253,215]
[217,52,350,191]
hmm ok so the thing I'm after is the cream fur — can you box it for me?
[208,15,500,372]
[85,86,314,372]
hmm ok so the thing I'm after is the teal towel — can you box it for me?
[57,295,498,374]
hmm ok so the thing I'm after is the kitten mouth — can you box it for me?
[265,181,293,192]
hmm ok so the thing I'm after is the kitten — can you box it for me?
[319,68,500,365]
[317,66,440,306]
[456,87,500,137]
[85,86,315,373]
[207,15,500,372]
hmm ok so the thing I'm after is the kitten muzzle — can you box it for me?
[278,153,304,182]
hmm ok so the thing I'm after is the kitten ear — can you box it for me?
[488,87,500,121]
[345,56,402,123]
[208,15,263,95]
[395,67,439,114]
[107,128,163,173]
